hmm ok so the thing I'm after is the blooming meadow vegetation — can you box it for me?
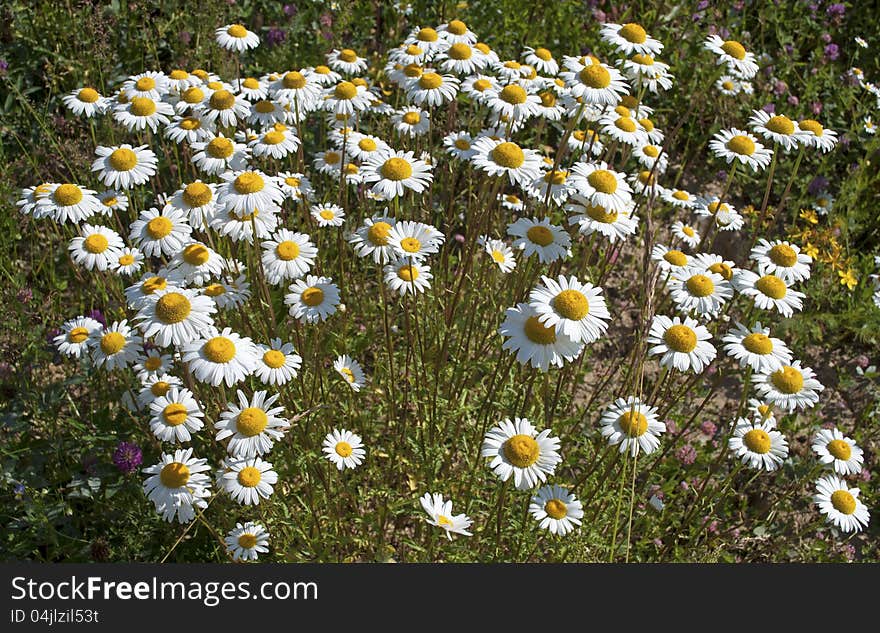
[1,1,879,563]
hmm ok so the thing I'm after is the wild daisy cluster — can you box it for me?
[29,15,871,559]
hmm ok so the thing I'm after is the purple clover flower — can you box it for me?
[112,442,143,475]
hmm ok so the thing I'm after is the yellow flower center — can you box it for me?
[615,117,637,132]
[620,22,647,44]
[402,111,421,125]
[150,381,170,396]
[554,289,590,320]
[417,27,438,42]
[182,183,212,209]
[686,274,715,297]
[155,292,192,324]
[100,332,126,355]
[757,404,772,419]
[238,534,258,549]
[279,71,306,91]
[182,86,204,103]
[830,490,856,515]
[491,250,506,263]
[359,221,390,247]
[710,262,733,281]
[756,275,787,299]
[358,138,377,152]
[631,53,654,65]
[503,60,522,70]
[206,137,234,159]
[403,64,423,78]
[129,96,157,117]
[335,441,353,457]
[78,87,100,103]
[579,64,611,89]
[664,324,697,353]
[324,151,341,164]
[584,203,618,223]
[237,466,262,487]
[638,170,654,185]
[502,434,540,468]
[499,84,527,105]
[284,176,300,187]
[799,119,824,136]
[314,65,331,74]
[827,439,852,461]
[543,170,567,185]
[619,410,648,437]
[102,196,118,208]
[263,130,285,145]
[454,138,472,150]
[721,40,747,60]
[275,240,300,261]
[340,367,355,383]
[766,115,795,136]
[639,118,654,132]
[743,429,771,454]
[143,356,162,372]
[524,315,556,344]
[535,91,556,108]
[380,157,413,181]
[162,403,189,426]
[334,81,357,100]
[397,265,419,281]
[135,76,156,92]
[587,169,618,194]
[768,244,798,267]
[84,233,109,254]
[770,366,804,394]
[237,408,269,437]
[663,250,687,266]
[681,226,695,238]
[643,145,659,158]
[437,515,453,527]
[722,80,734,90]
[672,190,689,201]
[301,286,325,306]
[253,100,276,114]
[54,183,83,206]
[743,333,773,355]
[227,24,248,38]
[234,172,264,194]
[526,225,555,247]
[262,350,286,369]
[491,142,525,169]
[400,237,422,253]
[535,47,552,61]
[544,499,568,519]
[179,117,201,131]
[204,285,226,297]
[447,19,468,35]
[67,326,90,343]
[319,209,336,220]
[473,78,492,92]
[338,48,358,63]
[145,216,172,239]
[239,77,259,90]
[143,276,167,294]
[405,44,422,56]
[160,462,190,488]
[183,244,210,266]
[203,336,236,363]
[449,42,472,60]
[418,72,443,90]
[210,89,236,110]
[505,194,521,204]
[109,148,138,171]
[726,134,755,156]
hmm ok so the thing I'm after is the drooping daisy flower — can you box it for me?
[215,390,289,458]
[135,288,217,348]
[499,303,584,372]
[221,457,278,505]
[722,322,793,373]
[182,328,259,387]
[92,144,158,189]
[333,354,366,392]
[470,137,543,187]
[481,417,562,490]
[728,417,789,472]
[215,23,260,52]
[812,428,864,476]
[522,46,559,75]
[148,387,204,443]
[62,87,110,117]
[285,275,341,323]
[749,239,812,284]
[384,260,433,296]
[387,220,445,262]
[507,217,571,264]
[748,109,807,152]
[566,196,638,243]
[53,315,103,359]
[142,448,211,523]
[225,522,270,561]
[261,229,317,285]
[797,118,838,153]
[361,150,433,200]
[482,237,517,273]
[419,493,473,540]
[732,270,805,318]
[752,361,824,412]
[322,429,366,471]
[813,475,870,533]
[599,396,665,456]
[704,35,759,79]
[569,161,634,212]
[666,266,733,316]
[647,315,716,373]
[529,485,583,535]
[68,224,124,271]
[90,320,141,370]
[254,339,302,386]
[349,215,397,264]
[671,220,700,249]
[708,128,773,172]
[529,275,610,344]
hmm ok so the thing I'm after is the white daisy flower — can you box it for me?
[391,106,431,137]
[149,387,204,443]
[68,224,124,271]
[384,259,432,296]
[507,217,571,264]
[529,275,610,344]
[323,80,373,116]
[560,56,629,106]
[122,71,169,100]
[529,485,583,535]
[522,46,559,75]
[704,35,759,79]
[182,328,259,387]
[285,275,341,323]
[167,242,225,286]
[92,144,158,190]
[483,237,517,273]
[215,23,260,52]
[481,417,562,490]
[797,118,838,153]
[667,266,733,316]
[215,390,289,458]
[732,270,805,318]
[387,220,445,262]
[651,244,690,273]
[135,288,217,348]
[728,417,789,471]
[254,339,302,386]
[748,109,808,152]
[470,137,543,187]
[322,429,366,471]
[566,195,637,243]
[91,320,142,371]
[225,522,270,562]
[136,373,183,408]
[327,48,369,75]
[812,428,864,476]
[129,206,192,257]
[419,492,473,540]
[248,125,300,159]
[722,322,793,373]
[406,70,460,106]
[333,354,366,392]
[110,247,145,276]
[62,87,110,117]
[142,448,211,524]
[190,134,250,176]
[752,361,824,412]
[599,396,665,456]
[708,128,773,172]
[53,316,102,359]
[647,315,716,373]
[349,215,397,264]
[217,169,284,217]
[199,88,251,127]
[221,457,278,505]
[113,96,173,132]
[601,22,663,56]
[568,161,633,212]
[813,475,870,533]
[361,150,433,200]
[671,221,700,249]
[261,229,317,285]
[750,239,812,284]
[499,303,584,372]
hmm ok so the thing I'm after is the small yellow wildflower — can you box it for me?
[838,268,857,290]
[799,209,819,225]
